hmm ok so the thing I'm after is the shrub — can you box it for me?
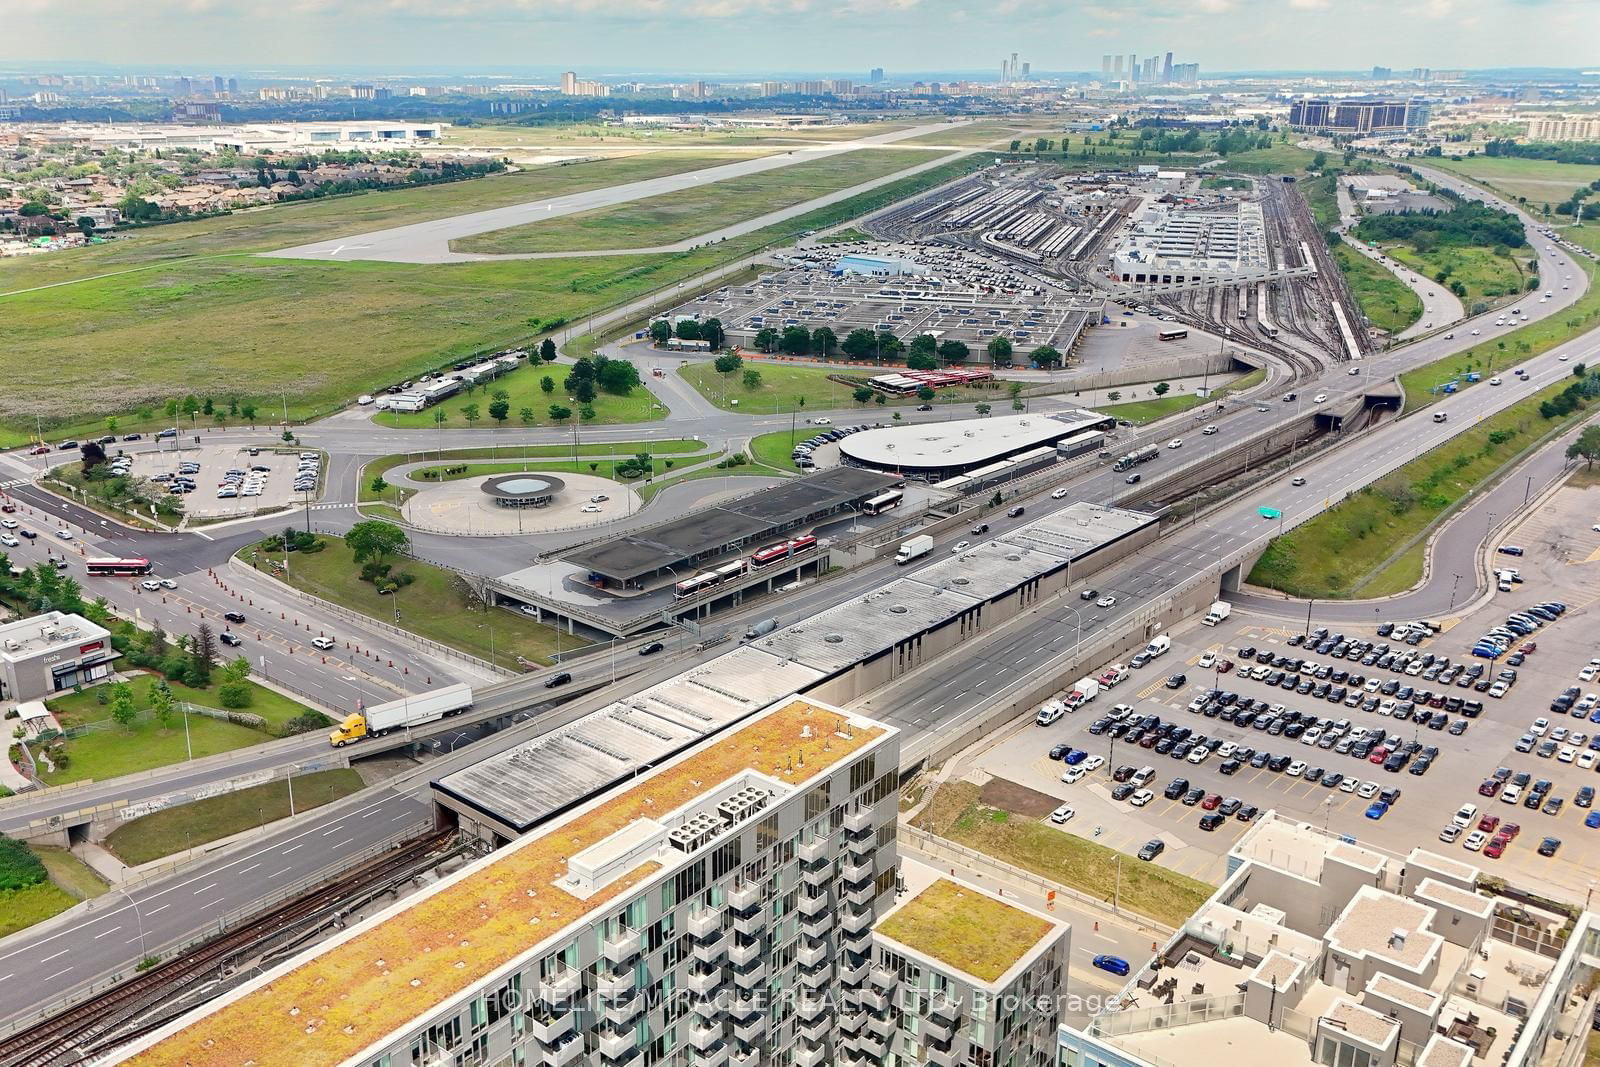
[281,711,334,736]
[0,836,46,892]
[217,681,253,709]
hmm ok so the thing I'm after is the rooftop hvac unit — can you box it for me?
[717,786,771,826]
[668,810,724,853]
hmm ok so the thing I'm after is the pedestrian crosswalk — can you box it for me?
[0,479,30,491]
[309,502,353,511]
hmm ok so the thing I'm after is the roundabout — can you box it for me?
[398,469,641,536]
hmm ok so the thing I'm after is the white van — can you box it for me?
[1132,766,1157,787]
[1036,701,1066,726]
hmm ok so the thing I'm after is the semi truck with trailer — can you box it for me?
[894,535,934,564]
[328,683,474,746]
[1113,446,1160,472]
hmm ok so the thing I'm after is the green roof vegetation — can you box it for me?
[875,877,1052,984]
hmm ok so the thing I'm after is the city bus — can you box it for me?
[85,557,153,577]
[1157,328,1189,342]
[862,489,905,516]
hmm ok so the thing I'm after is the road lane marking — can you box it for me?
[270,867,292,879]
[239,863,260,875]
[283,843,304,854]
[146,904,169,915]
[193,882,218,896]
[333,837,354,850]
[41,949,69,963]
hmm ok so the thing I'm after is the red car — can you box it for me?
[1520,643,1537,655]
[0,504,12,514]
[1201,793,1222,810]
[1478,814,1501,834]
[1217,659,1234,674]
[1369,746,1391,764]
[1477,779,1499,797]
[27,445,49,456]
[1501,822,1522,839]
[1483,836,1508,859]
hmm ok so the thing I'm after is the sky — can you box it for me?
[4,0,1594,76]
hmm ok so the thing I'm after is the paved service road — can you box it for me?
[268,121,974,264]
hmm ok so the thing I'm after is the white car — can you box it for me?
[1082,755,1105,771]
[358,394,375,405]
[1051,487,1069,499]
[590,494,610,503]
[1363,678,1381,693]
[1060,767,1085,784]
[1049,804,1076,824]
[581,504,603,514]
[1130,789,1154,807]
[1530,718,1550,736]
[1471,329,1481,336]
[1185,746,1211,764]
[1489,377,1503,386]
[0,519,16,530]
[54,529,73,541]
[1378,699,1396,717]
[1579,666,1597,682]
[1096,595,1117,608]
[0,534,18,547]
[1356,781,1379,799]
[1580,751,1597,770]
[1201,425,1218,435]
[1339,777,1358,793]
[1463,830,1488,852]
[140,579,162,591]
[951,540,971,554]
[312,636,336,650]
[1287,760,1307,777]
[1559,746,1577,763]
[1167,438,1183,449]
[1198,651,1217,669]
[1216,741,1236,758]
[1313,393,1328,404]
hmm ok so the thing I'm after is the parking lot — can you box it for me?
[968,492,1600,898]
[111,443,321,518]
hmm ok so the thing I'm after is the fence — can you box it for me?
[0,819,432,1043]
[1491,915,1568,961]
[1089,992,1246,1039]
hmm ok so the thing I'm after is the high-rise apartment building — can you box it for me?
[761,80,786,96]
[1128,54,1138,82]
[1371,65,1393,79]
[349,83,376,100]
[115,697,1071,1067]
[1528,116,1600,142]
[1102,54,1113,79]
[1288,97,1428,133]
[1162,52,1173,82]
[828,79,853,95]
[869,67,884,83]
[1021,61,1030,80]
[561,71,578,95]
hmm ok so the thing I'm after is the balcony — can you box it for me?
[844,807,874,834]
[731,909,767,937]
[698,1043,730,1067]
[728,997,762,1023]
[843,831,874,858]
[869,965,897,992]
[543,1034,584,1067]
[800,859,834,888]
[926,1041,964,1067]
[797,938,829,967]
[840,907,873,935]
[601,992,641,1027]
[852,1029,888,1060]
[526,1009,574,1044]
[923,1015,955,1044]
[796,962,831,989]
[838,1009,866,1033]
[687,1018,725,1051]
[728,938,761,967]
[688,907,723,939]
[686,967,722,997]
[597,1028,635,1059]
[867,1011,895,1039]
[796,996,830,1023]
[732,961,768,989]
[797,1015,830,1044]
[840,857,873,885]
[797,890,829,917]
[856,986,889,1013]
[799,911,833,938]
[596,969,634,999]
[794,1041,829,1067]
[602,1052,642,1067]
[727,881,762,912]
[537,968,581,1006]
[844,882,875,908]
[927,994,963,1023]
[839,957,868,985]
[732,1012,767,1044]
[692,930,728,964]
[730,1047,760,1067]
[602,928,641,964]
[798,836,831,863]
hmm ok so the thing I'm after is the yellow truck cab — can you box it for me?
[329,713,369,747]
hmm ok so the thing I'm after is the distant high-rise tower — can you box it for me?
[1011,51,1019,80]
[1128,54,1138,82]
[1101,55,1112,78]
[1113,55,1124,76]
[869,67,884,83]
[1371,66,1392,80]
[226,76,238,95]
[560,71,577,95]
[1021,61,1030,80]
[1163,52,1173,82]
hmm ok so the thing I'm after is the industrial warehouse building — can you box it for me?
[833,253,928,277]
[838,410,1115,482]
[1286,98,1429,133]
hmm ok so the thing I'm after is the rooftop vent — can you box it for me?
[888,605,909,615]
[824,634,844,644]
[951,577,970,586]
[1389,928,1407,949]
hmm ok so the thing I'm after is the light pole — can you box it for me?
[116,885,148,962]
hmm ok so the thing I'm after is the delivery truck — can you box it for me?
[894,535,934,565]
[1063,677,1100,710]
[1202,601,1232,626]
[328,683,474,746]
[1097,664,1127,688]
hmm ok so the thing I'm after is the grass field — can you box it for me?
[912,782,1213,927]
[105,769,364,865]
[679,360,999,413]
[246,537,565,667]
[41,674,310,785]
[1099,369,1267,426]
[33,845,109,899]
[440,121,911,149]
[1422,155,1600,210]
[1301,175,1340,230]
[0,881,78,939]
[359,439,707,500]
[0,152,988,446]
[1332,243,1424,335]
[749,429,810,473]
[1248,382,1587,598]
[901,122,1031,147]
[371,362,663,429]
[1399,256,1600,402]
[1382,242,1526,306]
[451,149,947,255]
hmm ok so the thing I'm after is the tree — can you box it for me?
[181,394,200,418]
[488,398,511,425]
[986,336,1013,367]
[1153,381,1171,396]
[370,475,389,498]
[548,404,573,423]
[742,369,763,390]
[910,333,938,357]
[780,326,810,355]
[713,352,744,375]
[460,402,480,426]
[701,318,725,350]
[192,622,217,685]
[1107,391,1122,402]
[853,386,874,404]
[541,375,556,394]
[938,339,970,364]
[579,404,596,421]
[149,680,177,731]
[105,416,118,436]
[975,402,992,416]
[597,361,641,395]
[240,403,257,426]
[519,407,537,427]
[76,216,95,237]
[110,683,137,730]
[906,352,938,371]
[1569,425,1600,469]
[675,319,702,341]
[753,328,778,353]
[1032,344,1062,369]
[649,320,673,345]
[539,338,558,362]
[916,386,936,403]
[346,520,409,570]
[811,326,837,357]
[841,328,878,360]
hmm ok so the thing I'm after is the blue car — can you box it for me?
[1365,801,1389,820]
[1586,811,1600,829]
[1092,954,1131,977]
[1064,749,1088,766]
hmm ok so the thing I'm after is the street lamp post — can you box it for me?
[116,886,147,962]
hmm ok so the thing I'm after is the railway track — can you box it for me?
[0,829,458,1067]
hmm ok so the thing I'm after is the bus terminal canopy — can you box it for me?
[564,467,900,585]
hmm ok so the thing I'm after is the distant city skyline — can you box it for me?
[4,0,1594,74]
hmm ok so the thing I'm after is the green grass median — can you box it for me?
[1331,243,1423,335]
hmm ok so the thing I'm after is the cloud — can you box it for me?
[1288,0,1331,8]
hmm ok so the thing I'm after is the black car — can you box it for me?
[1166,673,1187,689]
[1006,506,1026,518]
[1137,839,1166,861]
[1181,787,1205,806]
[1250,751,1272,768]
[17,529,36,540]
[1199,813,1225,831]
[971,523,990,534]
[1220,759,1242,776]
[224,610,247,624]
[1164,778,1189,799]
[544,671,573,688]
[122,432,144,441]
[1269,755,1293,772]
[916,403,933,411]
[639,641,665,655]
[220,632,244,647]
[1111,783,1137,801]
